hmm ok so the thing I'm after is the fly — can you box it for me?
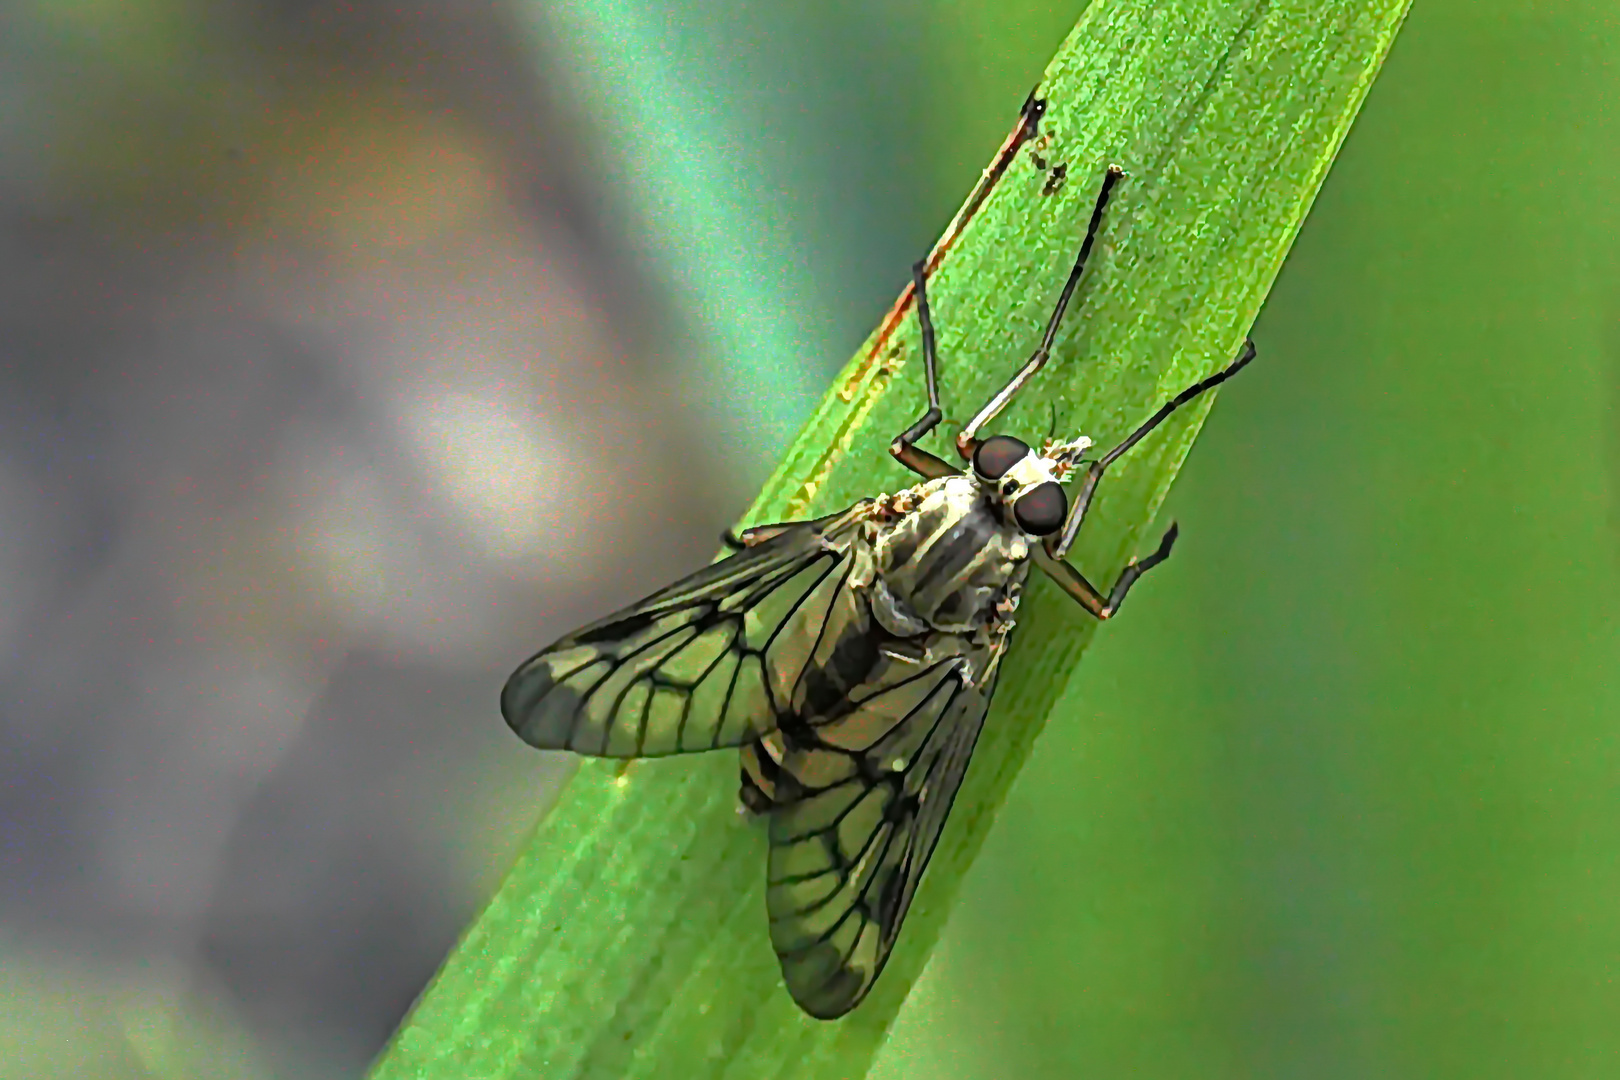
[500,162,1256,1020]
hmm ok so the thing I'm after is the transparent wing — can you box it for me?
[500,503,871,758]
[764,654,998,1019]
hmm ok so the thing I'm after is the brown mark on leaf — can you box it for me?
[1042,162,1069,197]
[787,355,902,519]
[836,89,1048,401]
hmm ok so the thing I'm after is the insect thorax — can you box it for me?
[868,475,1031,635]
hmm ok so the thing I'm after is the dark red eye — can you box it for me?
[1013,481,1067,536]
[972,435,1029,481]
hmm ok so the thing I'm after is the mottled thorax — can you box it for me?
[872,475,1031,634]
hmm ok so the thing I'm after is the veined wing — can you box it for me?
[764,639,1000,1019]
[500,502,871,757]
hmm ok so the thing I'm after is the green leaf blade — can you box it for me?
[369,1,1411,1077]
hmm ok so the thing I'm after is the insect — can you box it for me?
[501,163,1256,1019]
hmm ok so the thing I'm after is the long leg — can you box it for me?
[886,91,1048,480]
[956,165,1125,461]
[889,260,962,480]
[1032,523,1178,619]
[1048,337,1256,560]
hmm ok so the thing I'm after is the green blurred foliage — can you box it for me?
[872,1,1620,1077]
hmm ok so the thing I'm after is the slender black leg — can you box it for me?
[867,89,1045,445]
[1048,337,1256,560]
[1033,522,1179,620]
[956,165,1125,461]
[890,259,963,480]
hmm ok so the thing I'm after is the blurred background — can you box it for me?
[0,0,1615,1078]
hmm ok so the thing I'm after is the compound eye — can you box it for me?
[1013,481,1067,536]
[972,435,1030,481]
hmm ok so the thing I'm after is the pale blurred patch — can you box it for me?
[403,390,572,561]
